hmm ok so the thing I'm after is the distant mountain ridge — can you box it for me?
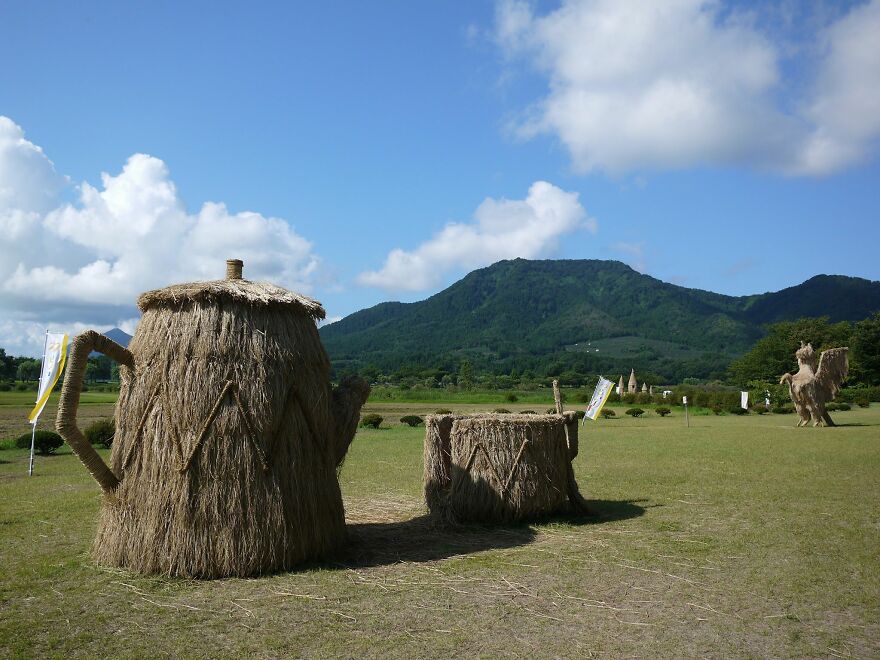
[89,327,132,358]
[320,259,880,381]
[104,328,132,347]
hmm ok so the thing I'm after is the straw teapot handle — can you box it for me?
[55,330,135,494]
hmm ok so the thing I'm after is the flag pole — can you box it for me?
[28,329,49,477]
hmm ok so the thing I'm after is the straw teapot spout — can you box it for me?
[330,375,370,465]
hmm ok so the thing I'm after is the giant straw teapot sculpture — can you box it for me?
[780,341,848,427]
[56,259,369,578]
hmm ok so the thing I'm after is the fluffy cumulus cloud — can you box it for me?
[796,0,880,174]
[358,181,593,291]
[0,117,319,356]
[495,0,880,175]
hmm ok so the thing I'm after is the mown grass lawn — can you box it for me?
[0,401,877,658]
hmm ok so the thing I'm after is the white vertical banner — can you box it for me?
[584,377,615,421]
[28,333,69,424]
[740,391,749,410]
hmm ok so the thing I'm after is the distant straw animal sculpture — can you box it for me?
[424,409,591,523]
[779,341,848,427]
[57,259,369,578]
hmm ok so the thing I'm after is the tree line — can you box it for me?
[1,312,877,394]
[727,313,880,387]
[0,350,118,389]
[343,313,880,392]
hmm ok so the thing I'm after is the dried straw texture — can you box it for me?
[56,330,134,493]
[780,343,849,427]
[424,414,464,513]
[93,298,357,578]
[330,376,371,466]
[424,413,586,523]
[137,278,325,320]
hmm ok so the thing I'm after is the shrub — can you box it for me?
[399,415,423,427]
[711,405,724,415]
[839,386,880,404]
[519,410,537,414]
[825,402,839,412]
[360,414,383,429]
[836,403,851,411]
[574,410,586,420]
[575,392,591,404]
[0,382,10,392]
[16,430,64,455]
[493,408,511,414]
[505,393,518,403]
[625,408,644,418]
[751,406,768,415]
[728,406,748,415]
[15,383,28,391]
[655,407,671,417]
[84,418,115,448]
[855,398,870,408]
[435,409,453,415]
[772,405,794,414]
[600,409,616,419]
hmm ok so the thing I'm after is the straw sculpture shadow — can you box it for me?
[340,498,648,569]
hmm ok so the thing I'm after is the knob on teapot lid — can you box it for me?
[226,259,244,280]
[137,258,325,320]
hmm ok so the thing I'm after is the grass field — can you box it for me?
[1,397,877,658]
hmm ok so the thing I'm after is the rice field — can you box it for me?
[0,398,877,658]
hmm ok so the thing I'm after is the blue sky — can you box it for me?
[1,0,878,355]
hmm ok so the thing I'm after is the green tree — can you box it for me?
[850,312,880,386]
[0,348,14,380]
[359,365,380,384]
[16,359,40,382]
[728,317,852,384]
[458,359,473,390]
[85,362,99,383]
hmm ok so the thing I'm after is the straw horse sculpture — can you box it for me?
[780,342,849,427]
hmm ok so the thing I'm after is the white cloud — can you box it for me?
[494,0,880,175]
[0,117,66,214]
[0,117,321,356]
[358,181,593,291]
[795,0,880,174]
[611,241,646,273]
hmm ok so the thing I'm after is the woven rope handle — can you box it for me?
[55,330,135,494]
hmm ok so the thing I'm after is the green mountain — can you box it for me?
[320,259,880,382]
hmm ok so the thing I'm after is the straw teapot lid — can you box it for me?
[137,259,325,320]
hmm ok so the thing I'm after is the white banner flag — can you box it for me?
[28,333,69,424]
[741,391,749,410]
[584,376,615,421]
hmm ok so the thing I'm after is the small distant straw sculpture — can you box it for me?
[424,382,590,523]
[57,259,369,578]
[780,341,848,427]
